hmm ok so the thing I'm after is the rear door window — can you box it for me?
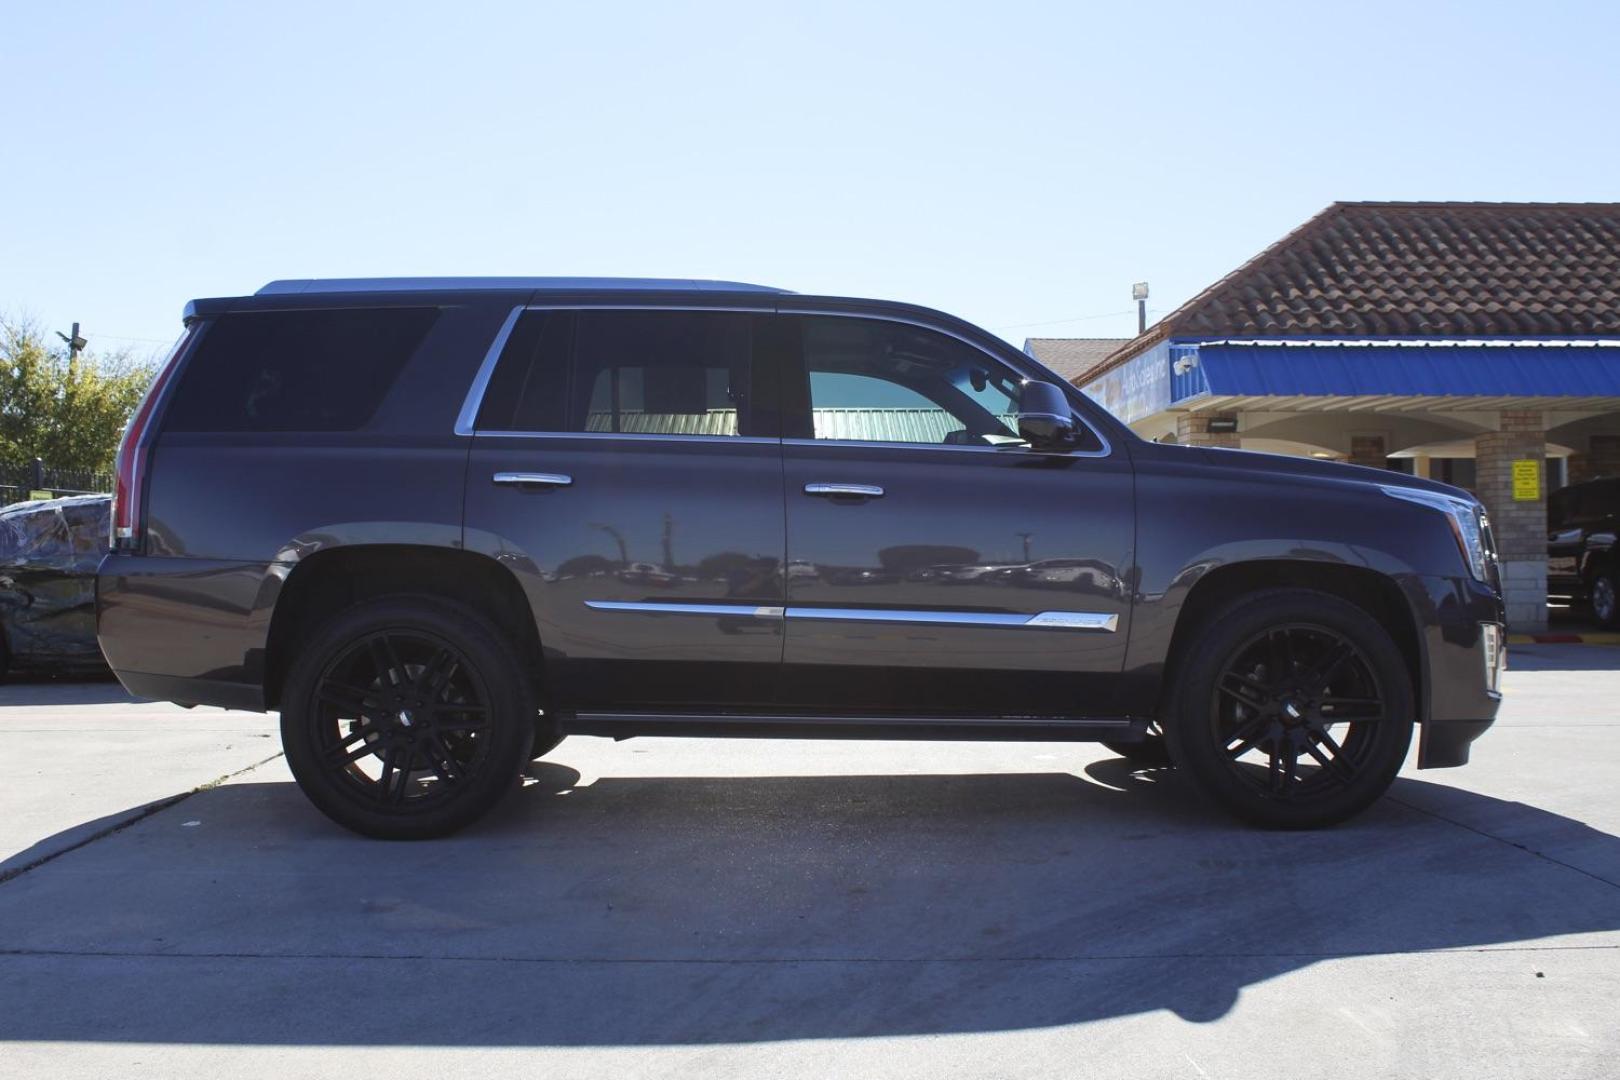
[475,309,766,437]
[164,307,438,432]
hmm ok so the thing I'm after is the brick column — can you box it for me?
[1348,434,1387,469]
[1176,413,1240,448]
[1475,410,1546,631]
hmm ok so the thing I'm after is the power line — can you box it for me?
[992,307,1154,333]
[84,331,176,345]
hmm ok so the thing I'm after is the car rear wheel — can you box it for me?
[1591,570,1619,629]
[1163,588,1413,829]
[280,596,535,839]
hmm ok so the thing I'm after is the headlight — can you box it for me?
[1381,486,1491,581]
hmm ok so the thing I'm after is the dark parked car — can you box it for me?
[1,494,112,680]
[1548,477,1619,627]
[97,278,1506,838]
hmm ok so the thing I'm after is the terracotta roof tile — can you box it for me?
[1078,201,1620,383]
[1022,337,1131,383]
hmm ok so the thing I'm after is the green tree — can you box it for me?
[0,319,157,475]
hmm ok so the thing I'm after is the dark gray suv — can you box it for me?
[97,278,1506,838]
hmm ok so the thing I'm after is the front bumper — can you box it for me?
[1419,717,1496,769]
[1409,574,1504,769]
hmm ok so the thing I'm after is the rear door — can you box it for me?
[462,303,787,713]
[775,310,1135,716]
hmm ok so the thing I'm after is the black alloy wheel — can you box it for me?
[314,631,493,808]
[281,596,534,839]
[1209,624,1386,800]
[1591,570,1618,629]
[1164,588,1413,828]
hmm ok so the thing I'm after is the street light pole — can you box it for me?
[56,322,87,361]
[1131,283,1149,335]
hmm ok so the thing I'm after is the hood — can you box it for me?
[1137,440,1477,502]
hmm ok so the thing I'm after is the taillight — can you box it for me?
[111,326,195,552]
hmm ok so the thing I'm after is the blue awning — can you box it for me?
[1179,342,1620,402]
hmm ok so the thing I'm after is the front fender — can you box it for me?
[1118,443,1493,726]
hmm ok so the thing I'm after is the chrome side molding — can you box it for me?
[583,601,1118,631]
[785,607,1118,631]
[585,601,785,619]
[1024,611,1119,631]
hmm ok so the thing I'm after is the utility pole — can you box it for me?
[56,322,87,361]
[1016,531,1034,562]
[589,522,631,567]
[1131,284,1149,335]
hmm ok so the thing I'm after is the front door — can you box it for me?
[463,305,786,712]
[775,311,1134,716]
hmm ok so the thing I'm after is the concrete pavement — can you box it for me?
[0,647,1617,1078]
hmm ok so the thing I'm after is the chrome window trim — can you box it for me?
[477,431,781,446]
[784,437,1054,457]
[452,301,1113,459]
[584,601,1118,632]
[454,305,525,436]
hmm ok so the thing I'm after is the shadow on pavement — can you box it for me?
[0,757,1617,1046]
[0,674,136,707]
[1508,642,1620,672]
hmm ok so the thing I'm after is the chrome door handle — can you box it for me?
[493,472,573,487]
[804,483,884,498]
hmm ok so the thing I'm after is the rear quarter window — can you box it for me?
[1584,480,1620,520]
[163,307,439,432]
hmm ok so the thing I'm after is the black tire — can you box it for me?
[1102,722,1172,766]
[280,595,535,839]
[1590,569,1619,630]
[1162,588,1413,829]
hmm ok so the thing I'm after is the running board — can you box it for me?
[563,711,1143,742]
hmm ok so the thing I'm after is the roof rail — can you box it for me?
[256,277,789,296]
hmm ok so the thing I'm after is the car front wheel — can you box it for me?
[280,595,536,839]
[1163,588,1414,829]
[1591,569,1618,629]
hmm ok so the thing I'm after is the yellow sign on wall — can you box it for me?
[1511,459,1541,501]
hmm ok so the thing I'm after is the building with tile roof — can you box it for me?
[1022,338,1131,384]
[1026,201,1620,630]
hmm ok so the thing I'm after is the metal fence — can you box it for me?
[1,460,114,506]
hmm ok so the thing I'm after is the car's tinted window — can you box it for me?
[165,308,438,432]
[1549,487,1576,528]
[477,310,759,436]
[791,316,1026,446]
[1551,479,1620,526]
[1586,480,1620,520]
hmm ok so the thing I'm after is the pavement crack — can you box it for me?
[0,752,284,888]
[1389,794,1620,891]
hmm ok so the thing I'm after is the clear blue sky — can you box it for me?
[5,0,1619,359]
